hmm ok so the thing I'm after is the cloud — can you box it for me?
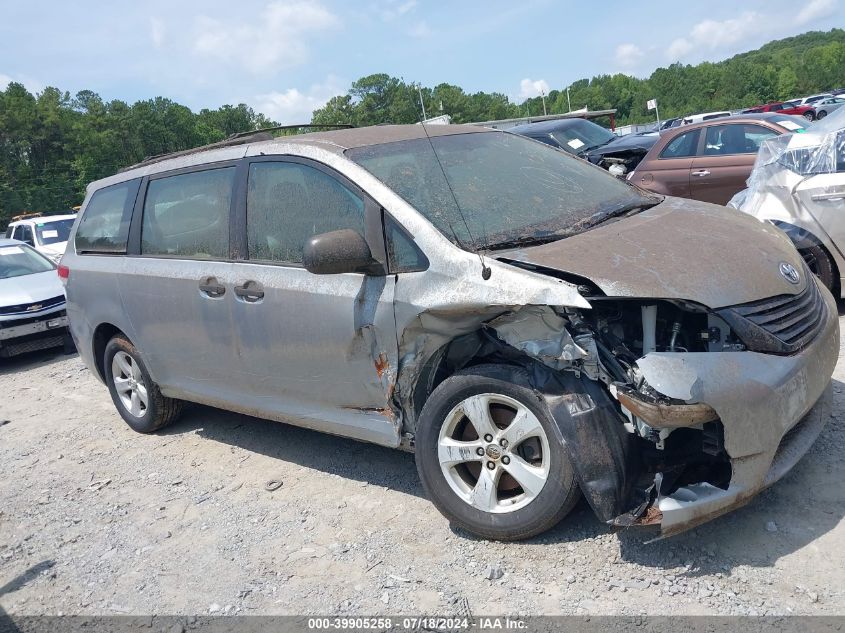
[254,75,346,124]
[615,43,644,69]
[409,20,431,38]
[796,0,838,24]
[667,11,762,61]
[193,1,340,74]
[380,0,418,21]
[518,78,550,100]
[0,72,43,94]
[150,17,165,49]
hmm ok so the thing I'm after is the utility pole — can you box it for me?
[540,90,547,116]
[417,84,427,121]
[566,88,572,113]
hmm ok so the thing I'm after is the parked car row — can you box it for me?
[55,122,836,543]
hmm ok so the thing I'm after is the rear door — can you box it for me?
[226,157,399,441]
[634,128,700,197]
[689,123,779,205]
[118,164,240,399]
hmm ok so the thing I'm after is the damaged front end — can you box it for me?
[436,282,837,537]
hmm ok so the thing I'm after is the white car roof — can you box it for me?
[9,214,77,226]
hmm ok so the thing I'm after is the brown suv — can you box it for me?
[628,113,807,205]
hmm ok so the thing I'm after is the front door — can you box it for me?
[228,158,399,441]
[636,128,700,198]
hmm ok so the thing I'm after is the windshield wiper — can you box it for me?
[572,199,658,232]
[483,232,574,251]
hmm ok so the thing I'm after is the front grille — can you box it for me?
[0,294,65,316]
[718,279,826,354]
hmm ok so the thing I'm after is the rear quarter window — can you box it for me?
[75,179,141,254]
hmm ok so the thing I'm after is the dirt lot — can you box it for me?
[1,314,844,618]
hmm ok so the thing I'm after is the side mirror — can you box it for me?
[303,229,383,275]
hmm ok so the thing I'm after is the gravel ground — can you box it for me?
[1,313,844,618]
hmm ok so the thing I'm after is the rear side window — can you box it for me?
[141,168,234,259]
[703,124,777,155]
[246,162,365,265]
[75,180,140,254]
[660,130,700,159]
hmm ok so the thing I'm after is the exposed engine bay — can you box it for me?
[489,301,744,523]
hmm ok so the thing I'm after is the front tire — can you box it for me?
[415,364,580,541]
[104,335,182,433]
[799,243,837,293]
[804,111,816,121]
[817,110,827,120]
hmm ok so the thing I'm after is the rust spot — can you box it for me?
[634,505,663,526]
[341,405,396,421]
[375,352,389,379]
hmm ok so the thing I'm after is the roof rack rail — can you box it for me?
[119,123,355,172]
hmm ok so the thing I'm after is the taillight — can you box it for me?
[57,264,70,283]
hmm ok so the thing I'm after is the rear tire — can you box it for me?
[415,364,580,541]
[804,111,816,121]
[104,335,182,433]
[817,110,827,120]
[799,243,836,293]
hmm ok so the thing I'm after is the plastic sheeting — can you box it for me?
[729,106,845,215]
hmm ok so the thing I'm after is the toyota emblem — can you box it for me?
[779,262,800,285]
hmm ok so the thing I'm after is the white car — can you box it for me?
[730,106,845,294]
[790,93,833,107]
[4,214,77,263]
[680,111,731,125]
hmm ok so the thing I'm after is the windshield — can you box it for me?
[35,218,74,245]
[0,243,55,279]
[771,115,808,133]
[347,131,658,250]
[548,120,615,154]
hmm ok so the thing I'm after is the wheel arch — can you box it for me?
[92,323,128,383]
[770,219,841,295]
[402,329,641,522]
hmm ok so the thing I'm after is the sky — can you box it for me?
[0,0,842,124]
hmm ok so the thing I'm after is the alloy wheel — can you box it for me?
[437,393,550,514]
[111,351,148,418]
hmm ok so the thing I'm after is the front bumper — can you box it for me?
[630,279,839,536]
[0,305,68,357]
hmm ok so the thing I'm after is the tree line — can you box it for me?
[2,28,843,224]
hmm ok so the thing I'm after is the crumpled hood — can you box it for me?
[497,197,809,309]
[584,132,658,161]
[0,270,65,307]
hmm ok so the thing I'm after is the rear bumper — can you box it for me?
[632,278,839,536]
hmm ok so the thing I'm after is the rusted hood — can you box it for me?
[497,197,808,309]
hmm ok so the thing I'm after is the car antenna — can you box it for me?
[417,107,492,281]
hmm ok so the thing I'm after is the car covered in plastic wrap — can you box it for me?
[729,107,845,295]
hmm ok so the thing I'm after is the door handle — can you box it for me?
[199,277,225,298]
[811,192,844,202]
[234,281,264,302]
[691,170,711,177]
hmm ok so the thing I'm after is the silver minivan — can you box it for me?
[62,125,837,540]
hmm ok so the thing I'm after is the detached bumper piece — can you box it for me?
[613,384,832,537]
